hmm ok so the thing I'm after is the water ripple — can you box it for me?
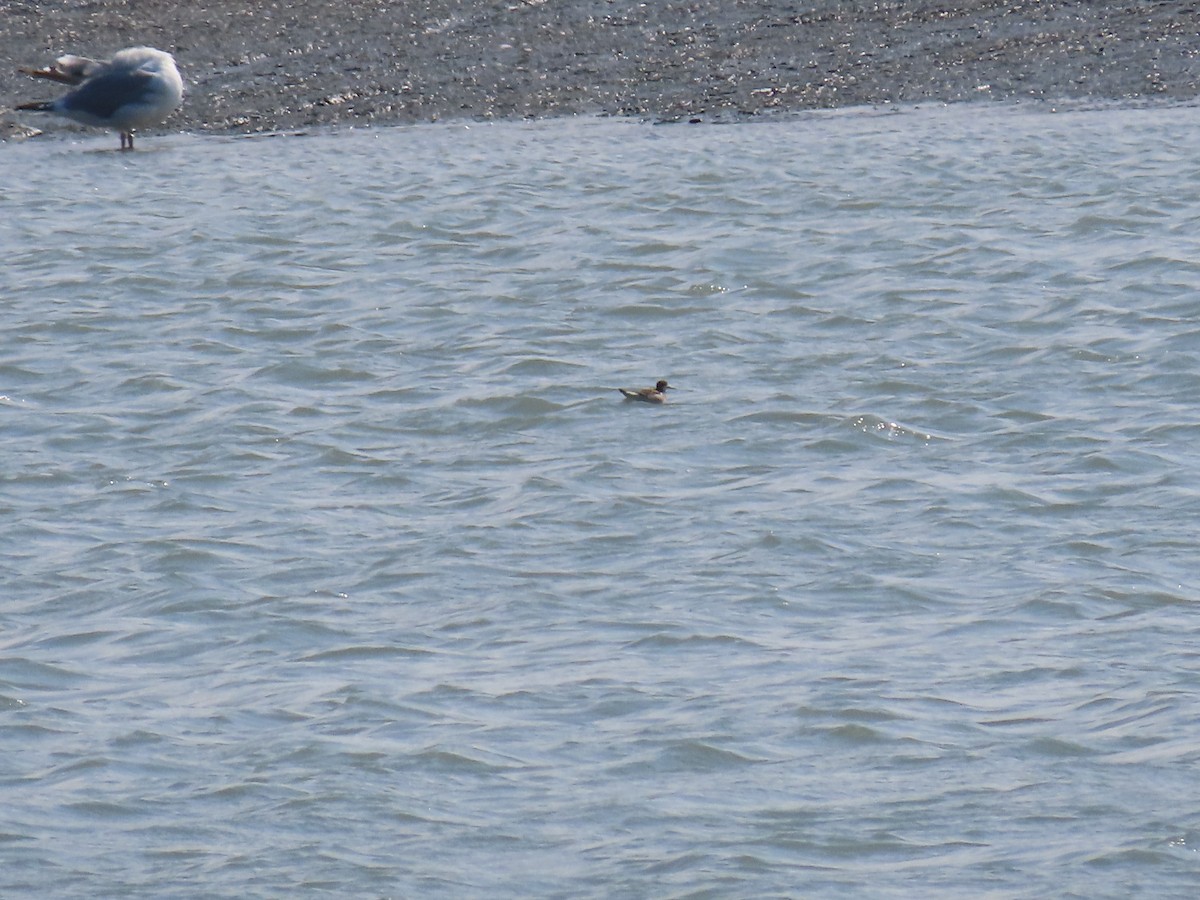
[3,106,1200,897]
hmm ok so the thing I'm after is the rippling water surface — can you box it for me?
[3,103,1200,897]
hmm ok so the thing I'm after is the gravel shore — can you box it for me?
[3,1,1199,138]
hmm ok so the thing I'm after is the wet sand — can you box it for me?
[3,1,1199,139]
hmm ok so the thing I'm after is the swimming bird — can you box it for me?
[618,380,671,403]
[16,47,183,150]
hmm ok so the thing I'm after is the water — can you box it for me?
[3,103,1200,897]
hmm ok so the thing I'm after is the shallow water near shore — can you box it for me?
[3,103,1200,897]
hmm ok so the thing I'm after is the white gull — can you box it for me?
[16,47,183,150]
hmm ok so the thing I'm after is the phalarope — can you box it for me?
[618,380,671,404]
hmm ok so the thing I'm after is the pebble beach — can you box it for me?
[3,1,1200,138]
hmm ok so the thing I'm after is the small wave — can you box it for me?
[848,414,942,442]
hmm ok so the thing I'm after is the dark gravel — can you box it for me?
[3,1,1200,138]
